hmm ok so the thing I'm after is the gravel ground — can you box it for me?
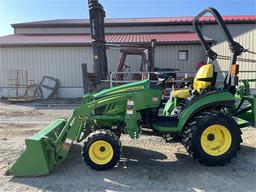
[0,100,255,192]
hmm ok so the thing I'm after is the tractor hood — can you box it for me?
[94,80,150,99]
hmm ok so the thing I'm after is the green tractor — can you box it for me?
[7,3,255,176]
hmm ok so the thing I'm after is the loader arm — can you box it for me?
[7,94,127,176]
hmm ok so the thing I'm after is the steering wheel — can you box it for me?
[155,73,175,89]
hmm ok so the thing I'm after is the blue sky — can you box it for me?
[0,0,255,36]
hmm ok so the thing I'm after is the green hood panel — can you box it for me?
[94,80,150,99]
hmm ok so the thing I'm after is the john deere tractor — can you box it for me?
[7,1,255,176]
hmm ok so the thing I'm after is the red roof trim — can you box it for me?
[0,32,213,46]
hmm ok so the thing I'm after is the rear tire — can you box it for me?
[82,129,121,170]
[182,109,242,166]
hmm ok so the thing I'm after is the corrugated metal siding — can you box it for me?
[202,24,256,44]
[15,27,91,34]
[155,45,205,71]
[0,48,4,87]
[15,25,193,35]
[0,46,94,89]
[15,24,255,40]
[0,44,203,87]
[107,44,205,73]
[105,25,193,33]
[0,46,153,90]
[1,28,254,97]
[212,29,256,88]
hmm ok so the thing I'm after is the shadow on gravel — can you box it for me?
[9,144,256,192]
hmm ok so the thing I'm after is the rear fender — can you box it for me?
[177,91,235,131]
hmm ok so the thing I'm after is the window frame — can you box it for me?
[178,50,189,61]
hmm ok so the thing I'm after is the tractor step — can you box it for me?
[152,116,179,132]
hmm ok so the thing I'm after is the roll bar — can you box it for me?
[193,7,245,61]
[193,7,245,94]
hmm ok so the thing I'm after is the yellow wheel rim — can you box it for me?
[200,124,232,156]
[89,140,114,165]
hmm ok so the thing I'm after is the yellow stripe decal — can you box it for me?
[107,86,144,95]
[97,96,122,104]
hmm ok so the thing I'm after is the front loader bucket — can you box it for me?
[7,118,69,177]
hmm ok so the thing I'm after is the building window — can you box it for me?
[178,50,188,61]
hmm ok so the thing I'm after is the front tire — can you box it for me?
[82,130,121,170]
[182,109,242,166]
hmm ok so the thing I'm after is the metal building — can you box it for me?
[0,16,255,98]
